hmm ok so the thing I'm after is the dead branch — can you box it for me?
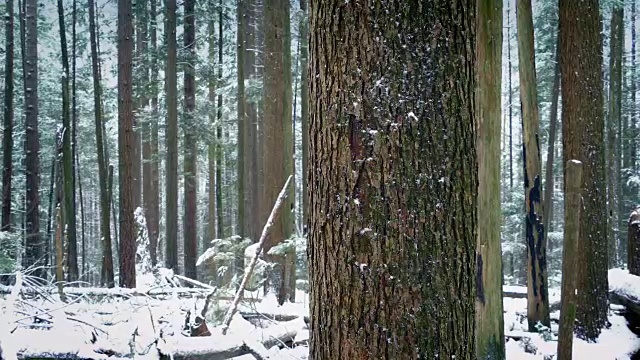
[221,175,293,335]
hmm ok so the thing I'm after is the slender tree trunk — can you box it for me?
[207,0,216,245]
[607,5,623,268]
[543,37,560,245]
[183,0,197,280]
[147,0,159,266]
[507,1,514,191]
[88,0,113,287]
[141,0,155,266]
[237,0,246,241]
[308,2,477,358]
[46,158,55,274]
[118,0,136,288]
[165,0,178,271]
[516,0,550,331]
[71,0,79,275]
[58,0,79,283]
[557,160,583,360]
[625,0,637,266]
[24,0,42,279]
[77,155,85,276]
[476,1,505,358]
[559,0,609,342]
[1,0,14,233]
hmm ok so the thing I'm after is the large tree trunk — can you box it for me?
[308,1,477,358]
[262,0,294,305]
[559,0,609,342]
[237,0,246,241]
[607,5,623,268]
[88,0,113,287]
[183,0,197,280]
[516,0,550,332]
[476,1,505,358]
[23,0,42,279]
[165,0,178,271]
[1,0,14,233]
[118,0,136,288]
[58,0,79,283]
[628,208,640,276]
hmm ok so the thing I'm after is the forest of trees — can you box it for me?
[0,0,640,359]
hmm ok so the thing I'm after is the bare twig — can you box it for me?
[221,175,293,335]
[173,274,216,290]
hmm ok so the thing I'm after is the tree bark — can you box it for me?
[88,0,113,287]
[516,0,550,332]
[607,5,623,268]
[559,0,609,342]
[308,1,477,358]
[216,0,224,240]
[183,0,197,280]
[165,0,178,271]
[118,0,136,288]
[1,0,14,233]
[237,0,246,241]
[207,0,216,246]
[148,0,159,266]
[476,0,505,358]
[23,0,42,279]
[557,160,583,360]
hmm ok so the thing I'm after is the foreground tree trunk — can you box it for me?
[118,0,136,288]
[1,0,14,233]
[516,0,550,332]
[476,0,505,358]
[308,1,477,358]
[24,0,42,278]
[559,0,609,342]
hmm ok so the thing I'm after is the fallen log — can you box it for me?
[0,285,259,303]
[609,289,640,317]
[240,312,309,326]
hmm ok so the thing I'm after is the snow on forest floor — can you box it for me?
[0,269,639,359]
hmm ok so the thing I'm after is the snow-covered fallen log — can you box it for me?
[609,268,640,317]
[0,285,259,302]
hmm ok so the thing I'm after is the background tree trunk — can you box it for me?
[300,0,308,232]
[308,1,477,358]
[183,0,197,280]
[24,0,42,279]
[148,0,159,266]
[476,0,505,358]
[516,0,550,331]
[629,208,640,276]
[165,0,178,271]
[559,0,609,342]
[1,0,14,233]
[118,0,136,288]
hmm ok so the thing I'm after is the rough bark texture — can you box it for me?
[559,0,609,342]
[165,0,178,271]
[476,0,505,358]
[308,1,477,358]
[607,6,623,268]
[237,0,247,241]
[148,0,159,267]
[557,160,582,360]
[183,0,197,280]
[1,0,14,232]
[216,1,224,240]
[516,0,550,332]
[263,0,294,305]
[58,0,79,283]
[207,2,216,246]
[88,0,113,287]
[629,208,640,276]
[118,0,136,288]
[24,0,42,279]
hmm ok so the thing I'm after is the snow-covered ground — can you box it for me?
[1,269,639,359]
